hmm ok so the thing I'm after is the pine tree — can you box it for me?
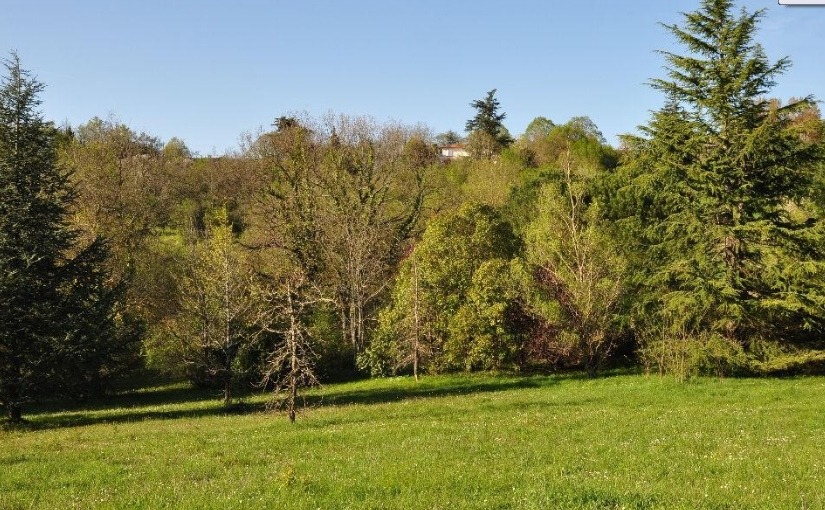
[465,89,513,151]
[623,0,825,346]
[0,54,126,421]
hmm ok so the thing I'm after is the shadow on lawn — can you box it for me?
[7,375,556,431]
[7,402,265,431]
[4,385,265,431]
[305,377,548,408]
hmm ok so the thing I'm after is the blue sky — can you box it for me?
[2,1,823,155]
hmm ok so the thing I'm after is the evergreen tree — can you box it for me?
[465,89,513,151]
[621,0,825,347]
[0,54,126,421]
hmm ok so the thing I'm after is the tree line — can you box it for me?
[2,0,823,422]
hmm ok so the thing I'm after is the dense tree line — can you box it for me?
[1,0,824,422]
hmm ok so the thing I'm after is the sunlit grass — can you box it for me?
[2,373,825,509]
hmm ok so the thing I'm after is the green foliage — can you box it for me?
[167,206,259,404]
[459,153,524,207]
[465,89,513,153]
[138,230,188,374]
[248,115,433,362]
[309,304,356,382]
[443,258,525,370]
[0,54,128,420]
[358,259,421,377]
[616,0,825,358]
[522,116,555,143]
[543,118,616,171]
[524,182,627,375]
[516,116,616,170]
[464,130,500,160]
[744,338,825,376]
[6,0,825,397]
[55,238,143,399]
[640,333,825,379]
[59,116,178,366]
[504,117,619,236]
[364,203,524,374]
[639,332,748,380]
[501,167,559,234]
[435,130,462,146]
[750,349,825,376]
[161,136,192,159]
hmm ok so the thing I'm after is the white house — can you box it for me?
[438,143,469,161]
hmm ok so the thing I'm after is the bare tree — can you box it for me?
[258,271,328,422]
[315,115,434,355]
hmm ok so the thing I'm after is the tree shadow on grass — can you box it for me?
[304,376,549,408]
[5,375,559,431]
[3,401,267,432]
[24,384,221,415]
[4,385,266,432]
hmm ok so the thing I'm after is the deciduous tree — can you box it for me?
[259,270,326,422]
[525,161,626,376]
[248,115,435,363]
[171,207,258,405]
[364,203,524,374]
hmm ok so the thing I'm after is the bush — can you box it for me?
[639,332,748,380]
[747,339,825,376]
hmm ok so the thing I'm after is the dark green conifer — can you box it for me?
[465,89,513,149]
[623,0,824,344]
[0,54,129,421]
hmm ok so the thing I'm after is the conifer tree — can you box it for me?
[622,0,825,346]
[465,89,513,151]
[0,54,126,421]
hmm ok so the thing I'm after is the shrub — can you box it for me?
[639,332,748,380]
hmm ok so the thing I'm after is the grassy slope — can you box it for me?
[2,373,825,509]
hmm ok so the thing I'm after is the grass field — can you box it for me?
[2,373,825,509]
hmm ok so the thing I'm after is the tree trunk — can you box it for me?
[413,347,419,382]
[356,296,364,354]
[7,403,21,423]
[349,300,357,352]
[586,363,598,378]
[412,255,421,382]
[288,377,297,423]
[223,380,232,407]
[289,306,298,423]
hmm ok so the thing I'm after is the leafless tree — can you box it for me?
[257,271,329,422]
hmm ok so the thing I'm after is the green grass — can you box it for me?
[2,373,825,509]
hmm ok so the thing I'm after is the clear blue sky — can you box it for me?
[2,0,823,155]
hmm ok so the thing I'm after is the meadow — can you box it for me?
[2,373,824,509]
